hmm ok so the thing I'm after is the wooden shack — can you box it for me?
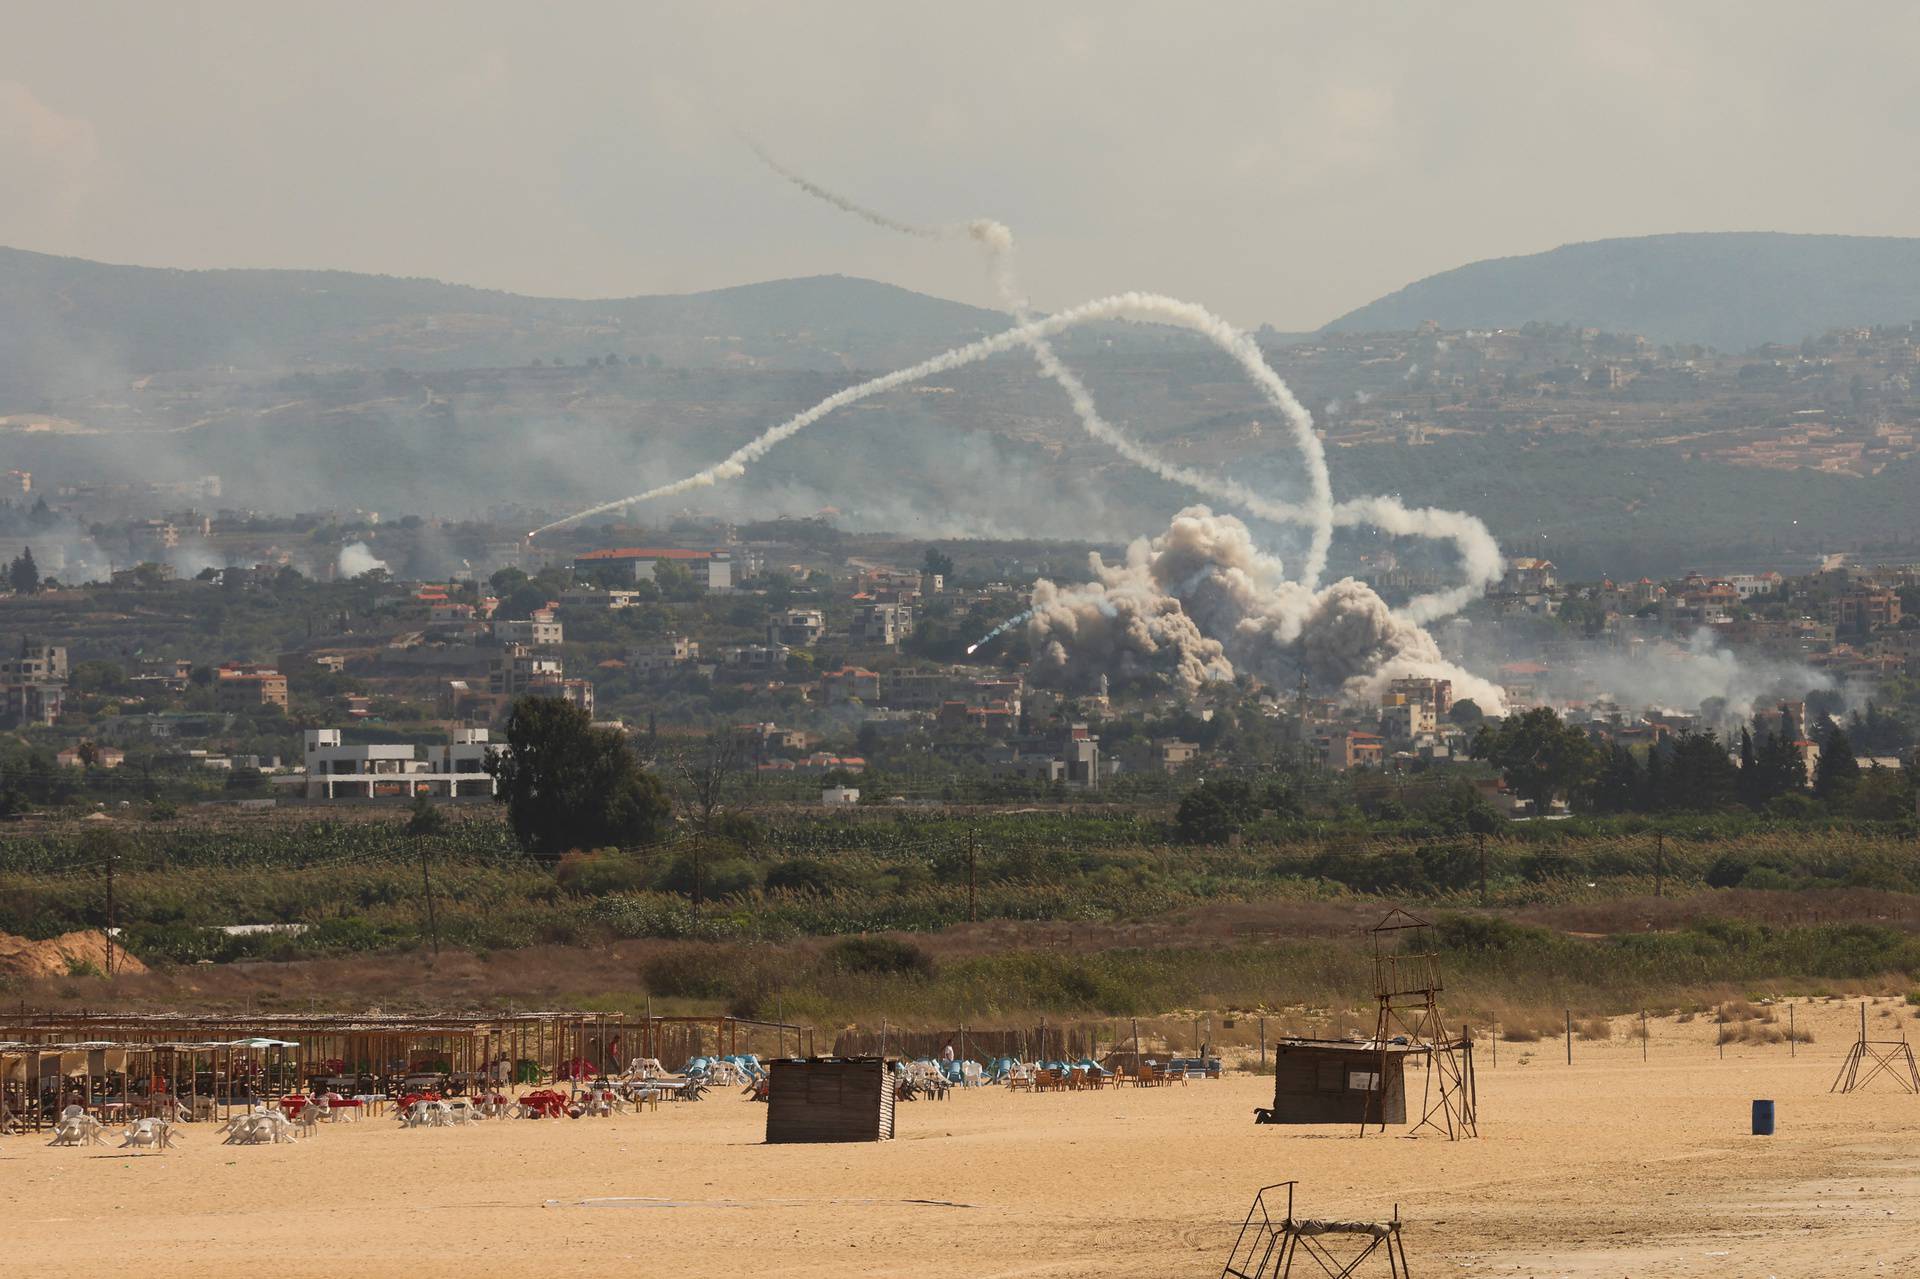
[765,1056,895,1144]
[1263,1040,1410,1125]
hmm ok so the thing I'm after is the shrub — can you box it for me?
[764,858,846,895]
[1576,1017,1612,1041]
[642,947,742,1000]
[820,936,935,979]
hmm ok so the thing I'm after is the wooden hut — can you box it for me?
[1262,1040,1410,1125]
[765,1057,895,1144]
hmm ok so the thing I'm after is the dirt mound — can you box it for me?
[0,930,148,979]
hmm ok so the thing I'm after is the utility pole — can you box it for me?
[692,829,704,916]
[1476,830,1488,907]
[418,841,440,956]
[1654,830,1665,899]
[967,827,978,923]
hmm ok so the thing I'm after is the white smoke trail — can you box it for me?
[741,135,948,241]
[531,291,1345,539]
[966,607,1035,655]
[746,141,1339,583]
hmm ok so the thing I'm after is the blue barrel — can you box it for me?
[1752,1099,1775,1135]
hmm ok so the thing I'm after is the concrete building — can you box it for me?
[1380,700,1438,742]
[850,602,912,647]
[631,634,699,674]
[0,645,69,684]
[767,608,827,648]
[3,681,64,726]
[574,547,733,592]
[493,614,564,646]
[489,644,564,696]
[722,643,790,671]
[284,727,498,800]
[1830,588,1901,636]
[1154,739,1200,773]
[1386,676,1453,717]
[821,667,882,705]
[1319,728,1385,771]
[214,663,289,711]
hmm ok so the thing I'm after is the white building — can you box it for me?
[280,727,497,801]
[493,614,563,646]
[573,547,733,592]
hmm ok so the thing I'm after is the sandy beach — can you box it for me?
[5,997,1917,1277]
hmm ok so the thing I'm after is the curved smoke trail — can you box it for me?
[742,142,1337,584]
[741,146,1507,620]
[530,291,1344,540]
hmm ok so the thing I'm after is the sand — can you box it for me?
[0,930,146,980]
[3,997,1918,1277]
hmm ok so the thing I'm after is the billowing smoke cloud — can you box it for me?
[1028,507,1506,710]
[1548,629,1835,727]
[337,541,389,577]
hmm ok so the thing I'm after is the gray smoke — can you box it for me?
[1028,506,1507,709]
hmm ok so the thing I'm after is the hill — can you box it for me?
[0,246,1009,401]
[1323,232,1920,349]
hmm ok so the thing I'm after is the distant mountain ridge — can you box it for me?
[0,245,1009,401]
[1323,232,1920,349]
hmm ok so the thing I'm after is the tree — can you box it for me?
[406,794,447,839]
[489,696,672,858]
[674,732,742,835]
[921,546,955,580]
[1752,729,1807,803]
[1173,778,1260,844]
[1589,744,1643,814]
[672,732,744,909]
[1659,731,1739,811]
[1470,708,1597,814]
[651,561,699,602]
[1447,699,1485,727]
[8,546,39,594]
[489,566,530,595]
[1813,727,1860,805]
[496,582,550,621]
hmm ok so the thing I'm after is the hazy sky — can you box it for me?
[6,2,1919,328]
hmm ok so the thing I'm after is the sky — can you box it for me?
[6,1,1920,329]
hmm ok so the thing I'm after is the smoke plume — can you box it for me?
[1027,507,1505,709]
[337,541,389,577]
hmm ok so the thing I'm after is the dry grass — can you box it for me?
[1576,1016,1613,1041]
[1715,999,1776,1024]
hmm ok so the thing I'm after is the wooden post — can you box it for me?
[1565,1009,1572,1064]
[967,827,977,923]
[418,842,440,956]
[1789,1003,1795,1057]
[1654,830,1664,898]
[1718,1017,1724,1059]
[1259,1016,1266,1070]
[1641,1009,1648,1062]
[1476,830,1487,907]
